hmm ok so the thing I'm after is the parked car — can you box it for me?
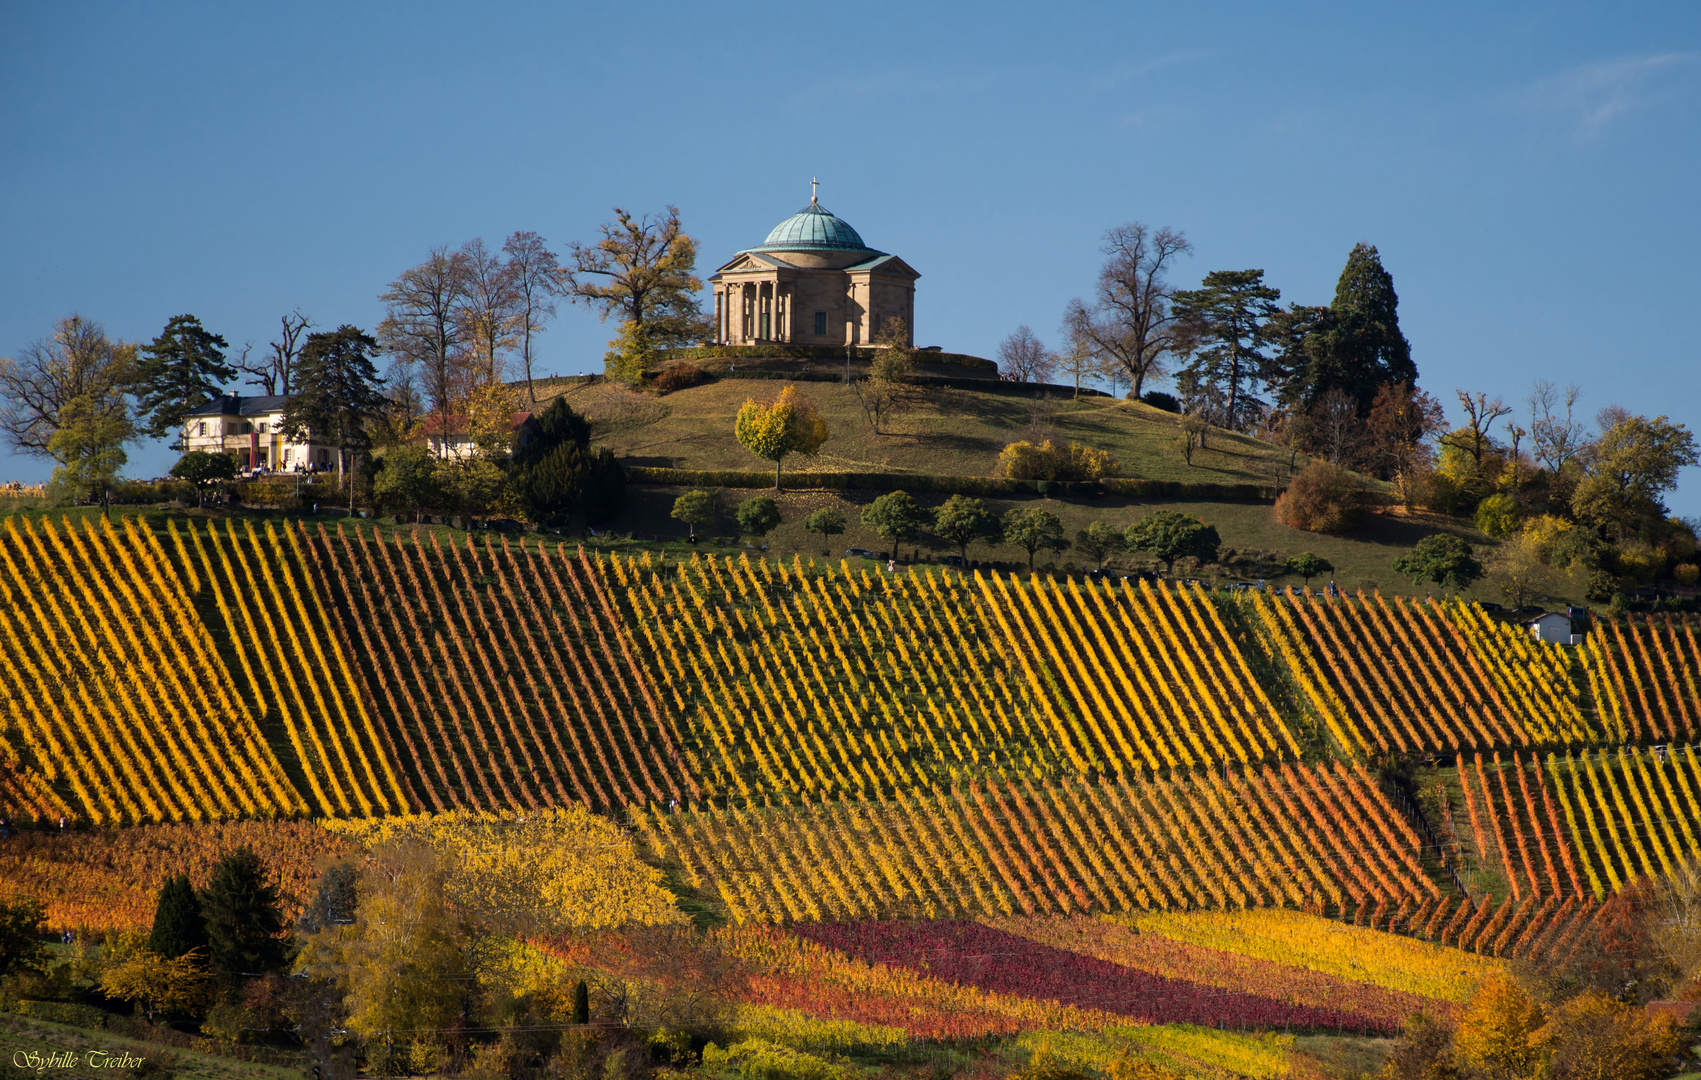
[844,548,878,560]
[1085,568,1120,582]
[1223,581,1261,592]
[941,554,967,568]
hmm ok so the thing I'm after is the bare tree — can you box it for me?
[997,325,1055,383]
[560,206,707,347]
[502,231,561,403]
[1308,388,1361,467]
[0,315,136,457]
[457,237,520,386]
[1062,222,1192,400]
[1529,380,1588,474]
[237,310,312,396]
[1439,390,1512,469]
[378,246,472,454]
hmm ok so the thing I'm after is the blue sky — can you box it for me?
[3,3,1698,511]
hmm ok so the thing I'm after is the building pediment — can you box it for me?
[844,253,920,279]
[712,252,786,276]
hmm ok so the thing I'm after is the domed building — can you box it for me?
[709,183,919,347]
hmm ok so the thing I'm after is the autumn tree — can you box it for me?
[133,314,234,442]
[503,231,562,402]
[298,843,469,1064]
[0,315,136,458]
[1172,270,1283,431]
[735,384,829,488]
[236,310,311,396]
[1538,992,1682,1080]
[101,950,209,1023]
[1062,222,1192,399]
[932,495,1000,565]
[45,393,133,516]
[1004,506,1070,573]
[862,490,932,562]
[562,206,707,383]
[1274,460,1364,534]
[1452,975,1545,1080]
[1363,381,1446,497]
[1441,391,1514,474]
[1571,412,1699,540]
[671,489,715,540]
[1124,511,1219,575]
[0,900,48,977]
[998,325,1054,383]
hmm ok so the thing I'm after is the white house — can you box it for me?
[181,394,336,472]
[415,412,541,460]
[1526,611,1582,646]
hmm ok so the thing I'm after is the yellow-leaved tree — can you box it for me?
[1536,992,1682,1080]
[735,384,829,490]
[1452,975,1545,1080]
[326,807,687,935]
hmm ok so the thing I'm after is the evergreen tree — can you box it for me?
[1268,244,1414,414]
[201,846,287,976]
[147,873,207,959]
[1171,270,1282,431]
[281,325,386,505]
[133,314,234,441]
[510,397,624,526]
[571,979,590,1024]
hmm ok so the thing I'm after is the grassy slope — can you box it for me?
[529,375,1596,605]
[538,377,1285,484]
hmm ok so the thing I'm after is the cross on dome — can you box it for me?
[811,177,819,203]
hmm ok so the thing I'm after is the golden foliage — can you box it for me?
[1452,975,1545,1079]
[99,948,209,1020]
[1536,992,1683,1080]
[326,807,686,932]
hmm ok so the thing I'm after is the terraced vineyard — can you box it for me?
[1,516,1699,959]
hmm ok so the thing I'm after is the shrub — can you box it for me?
[650,362,714,394]
[1273,461,1363,534]
[1676,563,1699,586]
[1473,492,1521,538]
[1140,390,1181,413]
[996,439,1118,482]
[735,496,781,538]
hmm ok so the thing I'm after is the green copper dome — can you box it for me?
[746,200,879,253]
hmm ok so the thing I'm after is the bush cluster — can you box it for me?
[1273,461,1364,534]
[996,440,1118,482]
[626,466,1282,502]
[649,362,715,394]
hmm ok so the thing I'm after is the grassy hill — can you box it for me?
[527,369,1581,605]
[536,371,1285,485]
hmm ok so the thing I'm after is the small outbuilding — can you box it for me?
[1526,611,1582,646]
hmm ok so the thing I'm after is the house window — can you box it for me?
[814,311,827,335]
[197,422,206,437]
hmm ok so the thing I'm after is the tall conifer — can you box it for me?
[201,846,287,976]
[147,873,207,959]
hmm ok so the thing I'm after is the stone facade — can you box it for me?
[708,192,919,348]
